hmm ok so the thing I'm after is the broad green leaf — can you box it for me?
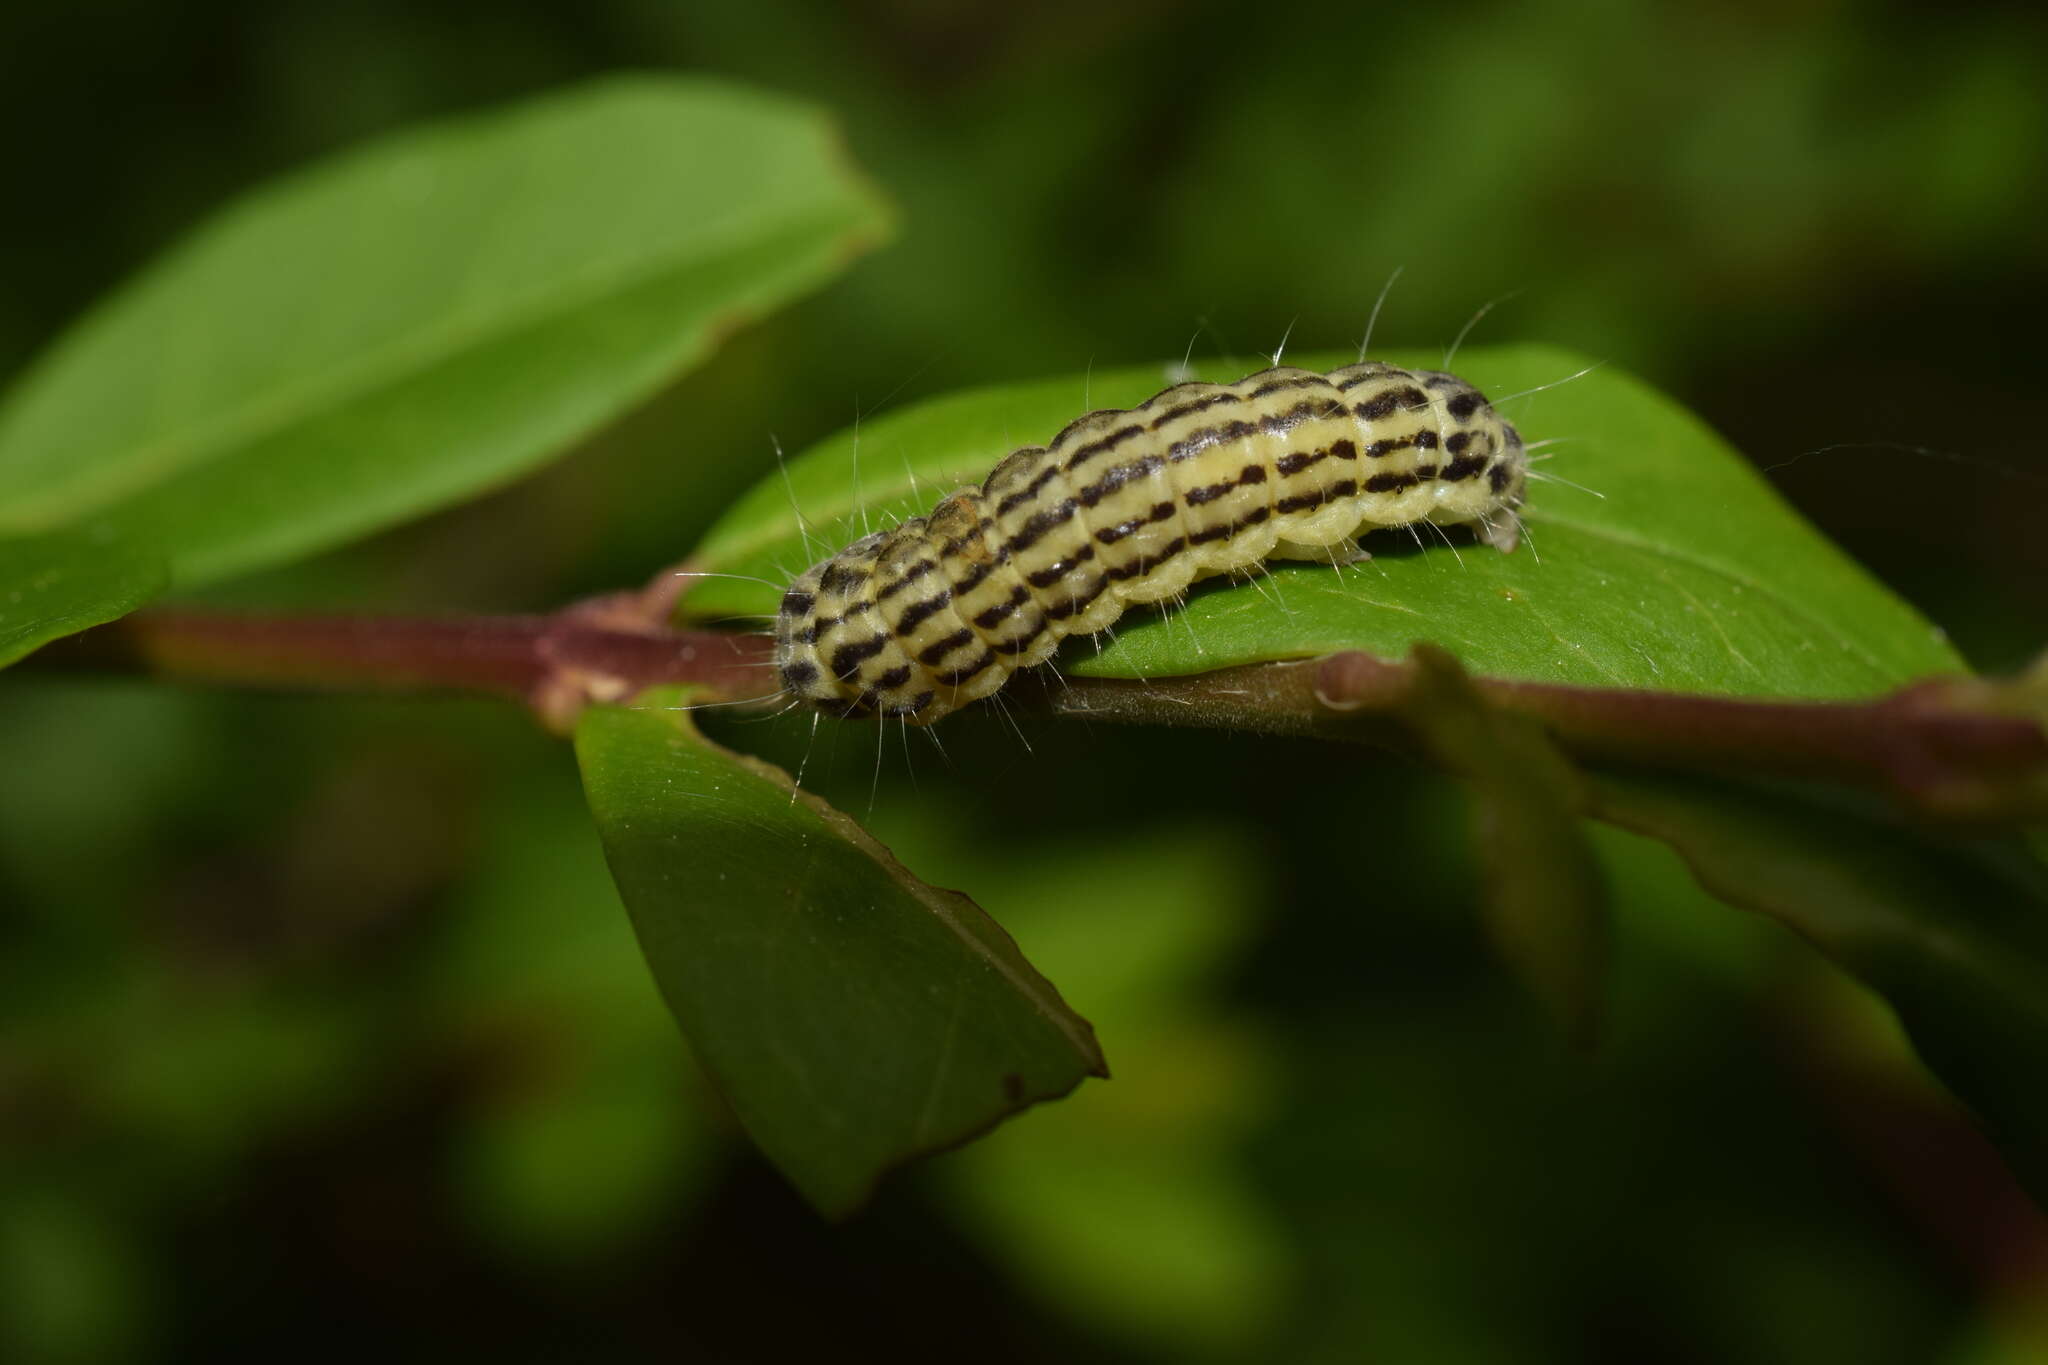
[683,347,1958,698]
[574,692,1106,1216]
[0,76,892,587]
[1588,771,2048,1203]
[0,531,165,670]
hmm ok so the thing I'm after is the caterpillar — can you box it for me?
[774,360,1527,724]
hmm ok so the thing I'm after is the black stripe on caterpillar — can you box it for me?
[774,360,1526,724]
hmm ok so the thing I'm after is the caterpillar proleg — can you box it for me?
[775,361,1527,724]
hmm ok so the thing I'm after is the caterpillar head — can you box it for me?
[773,529,939,722]
[773,561,837,711]
[1412,370,1527,544]
[775,532,880,718]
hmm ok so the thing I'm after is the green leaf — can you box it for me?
[0,76,892,587]
[1588,771,2048,1203]
[683,346,1958,697]
[573,691,1106,1216]
[0,531,165,670]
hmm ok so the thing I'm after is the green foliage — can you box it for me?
[0,74,889,603]
[0,530,164,668]
[684,347,1962,696]
[680,351,2045,1207]
[574,691,1105,1215]
[1,10,2045,1356]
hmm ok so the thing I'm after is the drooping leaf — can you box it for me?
[1588,770,2048,1204]
[0,531,165,670]
[0,76,892,587]
[573,691,1106,1216]
[683,347,1958,698]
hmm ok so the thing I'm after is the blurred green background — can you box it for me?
[3,1,2046,1360]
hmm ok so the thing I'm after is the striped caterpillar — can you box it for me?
[774,360,1527,724]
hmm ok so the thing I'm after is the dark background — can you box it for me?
[3,1,2045,1360]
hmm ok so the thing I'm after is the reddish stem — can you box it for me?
[41,608,778,731]
[33,609,2046,818]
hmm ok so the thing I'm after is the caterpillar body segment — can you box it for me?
[775,361,1527,724]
